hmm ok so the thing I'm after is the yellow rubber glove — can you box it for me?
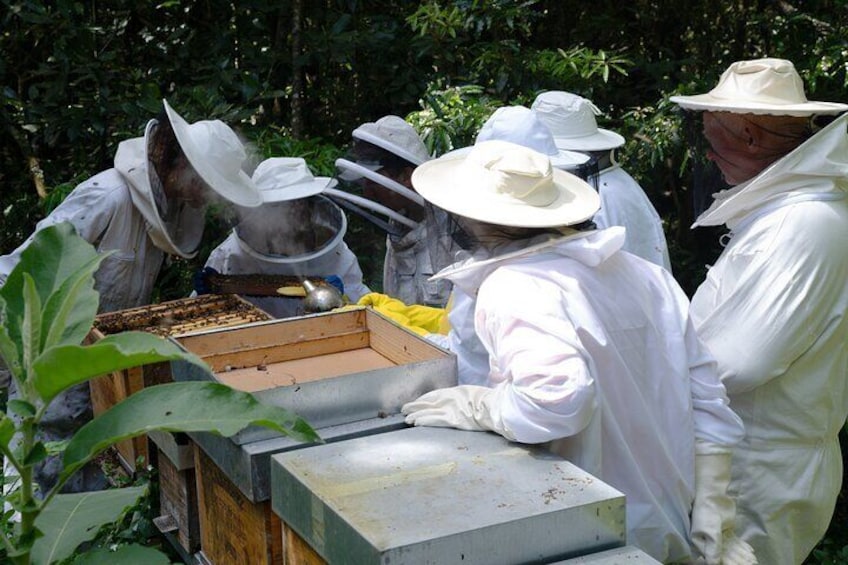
[356,293,448,336]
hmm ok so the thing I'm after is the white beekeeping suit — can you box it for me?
[433,105,594,387]
[673,58,848,565]
[0,99,261,494]
[203,157,370,318]
[532,91,671,271]
[332,116,453,307]
[401,141,751,564]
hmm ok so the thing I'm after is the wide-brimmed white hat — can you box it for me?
[163,99,262,207]
[412,140,600,228]
[252,157,336,203]
[670,58,848,116]
[531,91,625,151]
[475,105,590,169]
[351,115,431,165]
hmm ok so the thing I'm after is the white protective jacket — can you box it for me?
[0,120,204,312]
[205,224,370,319]
[593,164,672,271]
[690,113,848,565]
[383,220,452,308]
[437,228,745,563]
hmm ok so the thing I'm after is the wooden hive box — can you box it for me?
[171,307,456,444]
[149,430,201,557]
[171,307,456,565]
[88,293,272,473]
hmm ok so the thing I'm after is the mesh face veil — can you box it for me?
[234,194,348,262]
[330,141,426,236]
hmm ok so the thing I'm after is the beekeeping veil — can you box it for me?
[233,157,347,263]
[330,116,432,237]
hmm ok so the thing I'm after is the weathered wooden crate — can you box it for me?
[87,294,272,474]
[195,445,283,565]
[171,307,456,565]
[171,307,456,444]
[149,431,200,556]
[190,416,406,565]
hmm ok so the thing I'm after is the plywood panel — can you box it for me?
[195,445,283,565]
[214,348,395,392]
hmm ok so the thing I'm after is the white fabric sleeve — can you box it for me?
[475,268,597,445]
[685,316,745,451]
[0,177,118,282]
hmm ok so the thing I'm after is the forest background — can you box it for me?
[2,1,847,562]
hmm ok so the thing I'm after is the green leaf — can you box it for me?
[0,223,104,358]
[30,486,147,565]
[73,543,174,564]
[0,296,22,379]
[8,399,36,418]
[0,414,15,446]
[31,331,208,405]
[21,273,43,375]
[62,382,319,480]
[23,442,48,466]
[40,254,102,352]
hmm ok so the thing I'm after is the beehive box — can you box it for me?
[171,307,454,565]
[171,306,457,444]
[149,431,201,556]
[190,416,405,565]
[88,293,273,472]
[271,427,627,565]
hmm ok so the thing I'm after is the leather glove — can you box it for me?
[691,445,757,564]
[192,266,219,295]
[401,385,515,440]
[357,293,448,337]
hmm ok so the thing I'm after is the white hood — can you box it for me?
[432,227,626,296]
[116,120,205,258]
[695,113,848,229]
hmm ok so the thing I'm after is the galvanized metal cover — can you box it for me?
[271,427,626,564]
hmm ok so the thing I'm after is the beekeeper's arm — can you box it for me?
[0,179,116,285]
[682,273,755,565]
[403,270,597,444]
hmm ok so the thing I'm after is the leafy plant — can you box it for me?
[0,222,319,564]
[406,83,501,156]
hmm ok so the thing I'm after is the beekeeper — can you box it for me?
[532,90,671,271]
[201,157,370,318]
[431,104,598,387]
[0,99,261,493]
[331,115,454,308]
[671,58,848,565]
[401,140,753,564]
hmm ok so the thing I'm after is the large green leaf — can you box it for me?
[30,486,147,565]
[73,543,173,565]
[31,331,209,405]
[61,382,320,480]
[0,295,22,380]
[0,223,105,369]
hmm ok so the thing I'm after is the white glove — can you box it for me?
[691,448,757,564]
[401,385,515,440]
